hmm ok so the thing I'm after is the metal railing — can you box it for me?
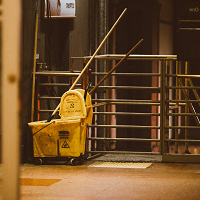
[34,55,200,162]
[71,55,169,156]
[72,55,200,162]
[164,61,200,162]
[34,70,82,121]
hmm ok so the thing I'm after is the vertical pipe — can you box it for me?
[151,2,160,153]
[185,61,189,153]
[110,2,117,150]
[106,59,111,150]
[160,60,166,155]
[151,59,159,152]
[1,0,22,199]
[36,78,40,121]
[165,61,169,153]
[175,61,179,153]
[96,0,108,151]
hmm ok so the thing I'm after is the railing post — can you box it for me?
[185,61,189,153]
[160,59,167,155]
[175,61,179,153]
[166,61,170,152]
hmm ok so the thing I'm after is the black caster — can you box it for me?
[34,158,43,165]
[70,158,78,166]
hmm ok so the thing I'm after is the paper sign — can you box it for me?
[44,0,76,18]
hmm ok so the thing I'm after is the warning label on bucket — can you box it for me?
[62,141,70,148]
[59,131,69,139]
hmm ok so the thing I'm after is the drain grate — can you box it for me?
[88,161,152,169]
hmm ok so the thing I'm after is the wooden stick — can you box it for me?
[47,8,127,121]
[31,10,39,122]
[89,102,108,108]
[70,8,127,90]
[89,38,144,94]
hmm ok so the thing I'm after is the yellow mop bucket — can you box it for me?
[28,89,93,165]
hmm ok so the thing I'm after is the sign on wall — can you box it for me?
[44,0,76,18]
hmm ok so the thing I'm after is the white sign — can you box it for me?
[44,0,76,18]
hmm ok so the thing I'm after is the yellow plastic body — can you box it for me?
[75,89,93,125]
[28,119,86,157]
[28,89,93,158]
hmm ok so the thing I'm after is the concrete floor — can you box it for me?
[3,159,198,200]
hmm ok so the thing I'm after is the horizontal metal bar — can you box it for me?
[93,86,160,90]
[39,97,61,100]
[38,110,160,116]
[91,99,160,106]
[167,113,200,116]
[40,98,160,103]
[39,110,200,116]
[92,99,160,103]
[167,74,200,78]
[86,150,161,155]
[103,54,177,59]
[93,112,160,116]
[91,102,183,107]
[166,100,200,103]
[87,137,160,142]
[179,20,200,22]
[168,103,186,106]
[179,28,200,31]
[92,99,160,102]
[167,86,200,89]
[35,71,80,76]
[89,125,160,129]
[39,83,71,87]
[165,139,200,143]
[38,109,57,113]
[109,102,160,105]
[72,54,177,60]
[165,126,200,129]
[92,72,161,76]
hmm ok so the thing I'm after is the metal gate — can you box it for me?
[35,54,200,162]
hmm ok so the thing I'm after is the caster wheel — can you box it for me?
[70,158,78,166]
[34,158,42,165]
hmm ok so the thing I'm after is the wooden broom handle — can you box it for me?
[89,39,144,95]
[31,10,39,122]
[49,8,127,118]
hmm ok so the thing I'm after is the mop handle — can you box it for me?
[69,8,127,91]
[31,10,39,122]
[89,39,144,95]
[48,8,127,120]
